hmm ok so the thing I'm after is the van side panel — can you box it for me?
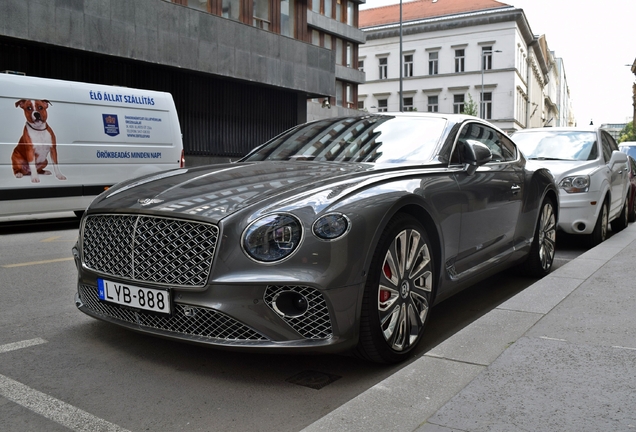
[0,74,183,217]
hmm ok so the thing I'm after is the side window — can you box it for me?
[496,132,517,161]
[456,123,515,163]
[603,131,619,152]
[600,132,613,163]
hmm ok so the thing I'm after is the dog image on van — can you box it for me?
[12,99,66,183]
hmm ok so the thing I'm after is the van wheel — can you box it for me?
[589,200,608,247]
[355,214,434,364]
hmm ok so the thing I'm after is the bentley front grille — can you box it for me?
[78,284,268,342]
[264,285,333,339]
[82,214,218,288]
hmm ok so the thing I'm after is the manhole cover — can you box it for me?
[286,370,342,390]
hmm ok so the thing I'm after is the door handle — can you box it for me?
[511,184,521,194]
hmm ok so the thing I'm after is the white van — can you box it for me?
[0,73,184,217]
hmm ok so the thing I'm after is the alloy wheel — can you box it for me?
[537,201,557,271]
[377,228,433,352]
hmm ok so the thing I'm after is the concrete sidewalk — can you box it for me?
[303,223,636,432]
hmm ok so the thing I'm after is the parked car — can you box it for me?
[512,127,630,246]
[619,141,636,161]
[73,113,558,364]
[626,156,636,222]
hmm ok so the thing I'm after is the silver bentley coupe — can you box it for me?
[73,113,558,363]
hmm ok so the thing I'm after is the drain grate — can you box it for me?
[286,370,342,390]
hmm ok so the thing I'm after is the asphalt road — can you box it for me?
[0,213,589,432]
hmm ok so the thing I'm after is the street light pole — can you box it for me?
[399,0,403,112]
[481,49,501,119]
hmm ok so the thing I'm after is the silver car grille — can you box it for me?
[82,214,218,288]
[264,285,333,339]
[78,284,268,342]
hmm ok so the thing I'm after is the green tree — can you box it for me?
[618,122,636,143]
[462,93,478,117]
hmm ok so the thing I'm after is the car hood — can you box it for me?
[525,159,598,182]
[89,161,436,223]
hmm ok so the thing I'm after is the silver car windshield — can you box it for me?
[513,131,598,161]
[241,115,447,163]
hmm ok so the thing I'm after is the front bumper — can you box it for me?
[556,192,600,235]
[74,281,362,354]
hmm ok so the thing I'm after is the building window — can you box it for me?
[336,80,343,106]
[280,0,294,36]
[378,99,388,112]
[403,97,414,111]
[187,0,210,12]
[222,0,240,21]
[404,54,413,77]
[253,0,270,29]
[427,95,438,112]
[346,42,352,67]
[481,92,492,119]
[335,38,343,65]
[336,0,342,21]
[428,52,438,75]
[346,83,353,108]
[455,49,465,73]
[359,60,364,72]
[324,0,332,18]
[379,57,388,79]
[311,30,320,46]
[324,34,332,49]
[311,0,320,13]
[453,94,465,114]
[482,46,493,70]
[347,0,354,26]
[358,100,365,109]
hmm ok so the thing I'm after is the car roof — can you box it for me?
[513,126,598,134]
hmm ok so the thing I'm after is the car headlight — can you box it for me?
[242,213,302,262]
[559,175,589,193]
[312,213,351,240]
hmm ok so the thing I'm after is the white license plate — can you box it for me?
[97,279,171,315]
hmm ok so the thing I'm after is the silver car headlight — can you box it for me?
[559,175,589,193]
[242,213,302,262]
[312,213,351,240]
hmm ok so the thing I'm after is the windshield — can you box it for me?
[241,115,447,164]
[512,131,598,161]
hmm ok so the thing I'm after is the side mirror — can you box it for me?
[462,141,492,175]
[609,150,627,167]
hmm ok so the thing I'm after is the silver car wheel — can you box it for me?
[378,228,433,352]
[538,201,557,271]
[600,204,608,241]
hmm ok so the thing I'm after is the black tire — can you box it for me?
[589,200,608,247]
[355,214,434,364]
[521,197,557,277]
[611,196,629,233]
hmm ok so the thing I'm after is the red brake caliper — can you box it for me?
[380,262,392,302]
